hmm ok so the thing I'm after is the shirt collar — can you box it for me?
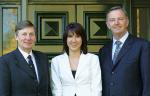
[113,32,129,45]
[18,47,33,59]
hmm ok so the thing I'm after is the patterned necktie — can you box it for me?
[113,41,122,64]
[27,55,37,79]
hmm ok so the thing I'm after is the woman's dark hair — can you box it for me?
[63,22,87,55]
[15,20,35,36]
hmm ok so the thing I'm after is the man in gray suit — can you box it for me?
[99,6,150,96]
[0,20,52,96]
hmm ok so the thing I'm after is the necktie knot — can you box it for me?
[28,55,31,59]
[115,41,122,46]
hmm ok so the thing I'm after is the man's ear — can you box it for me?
[106,21,110,29]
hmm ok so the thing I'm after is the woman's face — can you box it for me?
[67,31,82,53]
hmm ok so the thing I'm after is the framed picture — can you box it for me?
[35,11,68,45]
[1,6,19,55]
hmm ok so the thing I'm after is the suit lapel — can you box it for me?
[63,53,75,80]
[113,35,134,66]
[75,53,86,79]
[107,42,114,69]
[14,49,36,79]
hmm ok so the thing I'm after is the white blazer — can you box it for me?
[51,52,102,96]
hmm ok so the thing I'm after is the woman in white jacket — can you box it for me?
[51,22,102,96]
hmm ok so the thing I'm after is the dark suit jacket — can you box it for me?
[0,48,52,96]
[99,34,150,96]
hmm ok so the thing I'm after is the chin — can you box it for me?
[24,46,32,50]
[113,31,122,34]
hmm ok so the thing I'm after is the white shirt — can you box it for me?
[18,47,39,82]
[112,32,129,60]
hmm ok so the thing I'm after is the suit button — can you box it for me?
[29,65,32,68]
[110,82,114,86]
[112,72,114,74]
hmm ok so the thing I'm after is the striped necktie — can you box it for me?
[113,41,122,64]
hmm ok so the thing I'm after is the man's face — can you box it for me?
[15,27,36,53]
[106,9,129,36]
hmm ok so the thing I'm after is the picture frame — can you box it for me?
[1,6,19,55]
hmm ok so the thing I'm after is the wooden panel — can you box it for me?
[0,0,19,1]
[77,5,119,52]
[35,11,68,45]
[132,7,150,40]
[77,5,116,44]
[28,5,75,54]
[0,0,20,5]
[133,0,150,5]
[0,8,2,56]
[28,0,122,3]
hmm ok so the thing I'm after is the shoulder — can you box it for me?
[130,35,150,46]
[0,50,18,66]
[33,50,45,55]
[51,53,67,62]
[136,37,149,45]
[83,53,99,60]
[51,53,67,67]
[82,53,100,65]
[32,50,49,63]
[0,50,16,60]
[33,50,47,57]
[99,41,112,54]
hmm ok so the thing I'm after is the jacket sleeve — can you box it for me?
[50,57,63,96]
[0,56,11,96]
[90,55,102,96]
[140,42,150,96]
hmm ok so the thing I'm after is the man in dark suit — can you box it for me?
[99,6,150,96]
[0,20,52,96]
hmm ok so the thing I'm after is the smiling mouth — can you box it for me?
[24,42,33,45]
[71,45,77,47]
[113,27,122,30]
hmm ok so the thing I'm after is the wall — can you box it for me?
[2,0,149,59]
